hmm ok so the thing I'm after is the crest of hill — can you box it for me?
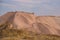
[0,11,34,25]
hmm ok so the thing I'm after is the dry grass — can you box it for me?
[0,23,60,40]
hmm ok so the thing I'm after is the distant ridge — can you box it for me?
[0,11,60,36]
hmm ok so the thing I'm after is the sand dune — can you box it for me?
[0,11,60,36]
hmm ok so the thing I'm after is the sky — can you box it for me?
[0,0,60,16]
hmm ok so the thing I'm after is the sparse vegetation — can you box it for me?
[0,23,60,40]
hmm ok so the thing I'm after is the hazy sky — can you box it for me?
[0,0,60,16]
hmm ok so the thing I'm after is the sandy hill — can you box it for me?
[0,11,60,36]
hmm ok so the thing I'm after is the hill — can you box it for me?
[0,11,60,36]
